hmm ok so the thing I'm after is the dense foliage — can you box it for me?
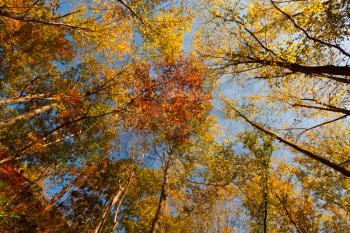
[0,0,349,232]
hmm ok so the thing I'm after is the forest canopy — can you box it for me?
[0,0,349,232]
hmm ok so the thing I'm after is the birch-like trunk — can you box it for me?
[94,188,124,233]
[0,94,54,106]
[95,171,134,233]
[110,172,134,232]
[0,104,54,128]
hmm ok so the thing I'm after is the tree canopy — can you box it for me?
[0,0,349,232]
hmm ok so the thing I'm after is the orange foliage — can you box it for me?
[0,150,24,194]
[129,56,212,142]
[55,88,85,126]
[0,0,75,71]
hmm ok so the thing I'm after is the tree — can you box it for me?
[123,56,213,233]
[1,1,200,231]
[2,0,349,232]
[198,131,348,232]
[196,0,350,177]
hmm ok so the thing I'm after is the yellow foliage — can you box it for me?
[141,8,194,62]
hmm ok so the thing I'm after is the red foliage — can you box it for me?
[0,150,24,194]
[55,88,85,127]
[128,56,212,143]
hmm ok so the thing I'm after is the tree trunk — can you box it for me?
[263,157,269,233]
[284,63,350,78]
[0,104,54,128]
[0,94,54,106]
[94,187,125,233]
[0,8,88,30]
[229,105,350,177]
[110,172,134,232]
[253,59,350,79]
[263,188,268,233]
[0,131,76,166]
[43,175,81,213]
[150,165,169,233]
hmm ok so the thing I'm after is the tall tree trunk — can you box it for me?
[0,94,54,106]
[94,186,126,233]
[94,194,119,233]
[110,172,134,232]
[263,157,269,233]
[0,104,54,128]
[43,175,81,213]
[150,165,169,233]
[228,105,350,177]
[250,58,350,80]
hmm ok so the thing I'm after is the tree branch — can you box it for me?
[271,0,350,57]
[227,104,350,177]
